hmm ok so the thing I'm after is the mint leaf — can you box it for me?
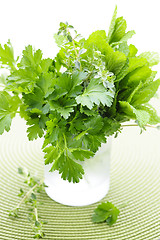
[107,6,117,42]
[131,78,160,106]
[109,16,127,44]
[111,30,135,47]
[92,202,120,225]
[119,101,150,128]
[121,65,152,87]
[136,105,160,125]
[138,51,160,67]
[129,44,138,57]
[85,30,126,75]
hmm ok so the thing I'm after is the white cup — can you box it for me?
[44,138,112,206]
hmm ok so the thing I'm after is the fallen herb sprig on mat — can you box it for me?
[92,202,120,225]
[8,168,47,239]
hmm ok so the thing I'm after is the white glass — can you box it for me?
[44,138,112,206]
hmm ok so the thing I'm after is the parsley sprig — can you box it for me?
[92,201,120,225]
[0,6,160,183]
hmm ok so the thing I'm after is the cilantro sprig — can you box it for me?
[0,6,160,183]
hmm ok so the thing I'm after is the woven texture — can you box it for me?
[0,116,160,240]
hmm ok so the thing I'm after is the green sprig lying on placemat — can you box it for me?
[92,202,120,225]
[8,168,47,239]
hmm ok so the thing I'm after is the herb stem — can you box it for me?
[17,184,38,209]
[63,133,67,148]
[35,207,38,221]
[68,28,82,71]
[72,40,78,58]
[121,124,157,129]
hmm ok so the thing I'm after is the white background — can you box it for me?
[0,0,160,60]
[0,0,160,110]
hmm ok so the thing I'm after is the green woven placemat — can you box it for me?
[0,117,160,240]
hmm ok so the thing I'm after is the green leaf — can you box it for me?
[131,78,160,106]
[35,220,40,227]
[43,145,60,164]
[127,57,148,73]
[36,72,55,97]
[0,40,16,71]
[7,68,38,93]
[109,17,127,44]
[103,118,121,136]
[31,193,36,200]
[107,5,117,41]
[70,148,94,161]
[111,30,135,47]
[0,91,20,134]
[0,115,12,135]
[0,73,7,85]
[124,65,152,87]
[22,87,44,111]
[76,78,114,109]
[18,168,24,175]
[52,152,84,183]
[27,118,44,140]
[68,71,87,97]
[119,101,150,128]
[82,133,106,152]
[85,30,126,75]
[84,115,104,134]
[118,42,130,56]
[53,72,87,99]
[138,51,160,67]
[129,44,138,57]
[49,99,76,119]
[127,81,143,103]
[18,45,42,73]
[54,33,67,47]
[44,145,85,183]
[136,105,160,125]
[40,58,53,73]
[92,201,120,225]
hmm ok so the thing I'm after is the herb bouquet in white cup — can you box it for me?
[0,6,160,207]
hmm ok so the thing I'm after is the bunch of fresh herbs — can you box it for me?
[0,6,160,184]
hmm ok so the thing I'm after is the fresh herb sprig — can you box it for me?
[0,6,160,183]
[8,168,47,239]
[92,201,120,226]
